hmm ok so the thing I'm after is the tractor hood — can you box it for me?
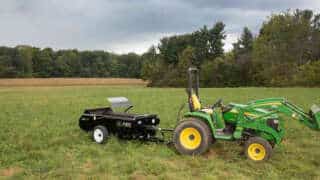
[228,103,277,117]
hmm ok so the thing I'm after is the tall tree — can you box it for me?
[253,9,320,86]
[32,48,54,77]
[233,27,253,57]
[192,22,226,66]
[232,27,254,85]
[158,34,192,65]
[14,46,33,77]
[208,22,226,59]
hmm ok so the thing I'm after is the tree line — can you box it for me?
[0,9,319,87]
[141,9,320,87]
[0,46,141,78]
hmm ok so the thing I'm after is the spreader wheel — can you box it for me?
[173,118,213,155]
[244,137,273,162]
[92,125,108,144]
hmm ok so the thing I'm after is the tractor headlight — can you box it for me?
[267,119,279,131]
[292,113,297,118]
[137,120,142,125]
[151,118,155,124]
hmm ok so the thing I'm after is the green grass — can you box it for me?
[0,86,319,179]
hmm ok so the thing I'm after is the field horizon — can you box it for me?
[0,78,147,87]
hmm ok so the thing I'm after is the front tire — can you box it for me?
[173,118,213,155]
[93,125,108,144]
[244,137,272,161]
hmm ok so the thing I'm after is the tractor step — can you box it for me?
[214,129,233,140]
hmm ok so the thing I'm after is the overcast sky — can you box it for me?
[0,0,320,54]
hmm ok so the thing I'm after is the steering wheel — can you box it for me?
[212,98,223,109]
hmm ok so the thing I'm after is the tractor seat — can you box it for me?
[201,108,213,114]
[190,94,201,111]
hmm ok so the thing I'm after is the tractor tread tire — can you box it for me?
[244,136,273,162]
[173,118,213,155]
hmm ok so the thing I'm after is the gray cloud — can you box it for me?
[0,0,319,54]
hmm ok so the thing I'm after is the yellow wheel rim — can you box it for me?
[179,127,202,150]
[247,143,266,161]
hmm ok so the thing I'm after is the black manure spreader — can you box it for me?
[79,97,172,143]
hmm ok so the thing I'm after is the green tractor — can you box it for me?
[173,68,320,161]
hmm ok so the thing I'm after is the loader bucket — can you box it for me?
[310,104,320,130]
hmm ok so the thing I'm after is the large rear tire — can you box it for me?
[173,118,213,155]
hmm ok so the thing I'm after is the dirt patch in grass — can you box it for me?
[0,167,23,177]
[129,173,147,180]
[203,145,231,159]
[82,160,94,172]
[0,78,147,87]
[203,149,218,159]
[129,171,157,180]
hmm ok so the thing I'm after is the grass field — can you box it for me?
[0,86,320,179]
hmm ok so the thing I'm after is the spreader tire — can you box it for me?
[173,118,213,155]
[92,125,108,144]
[244,137,272,162]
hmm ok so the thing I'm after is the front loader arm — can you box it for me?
[281,101,320,130]
[248,98,320,130]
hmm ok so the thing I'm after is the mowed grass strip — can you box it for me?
[0,78,146,86]
[0,86,319,179]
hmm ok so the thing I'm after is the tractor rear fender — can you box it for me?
[183,111,216,136]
